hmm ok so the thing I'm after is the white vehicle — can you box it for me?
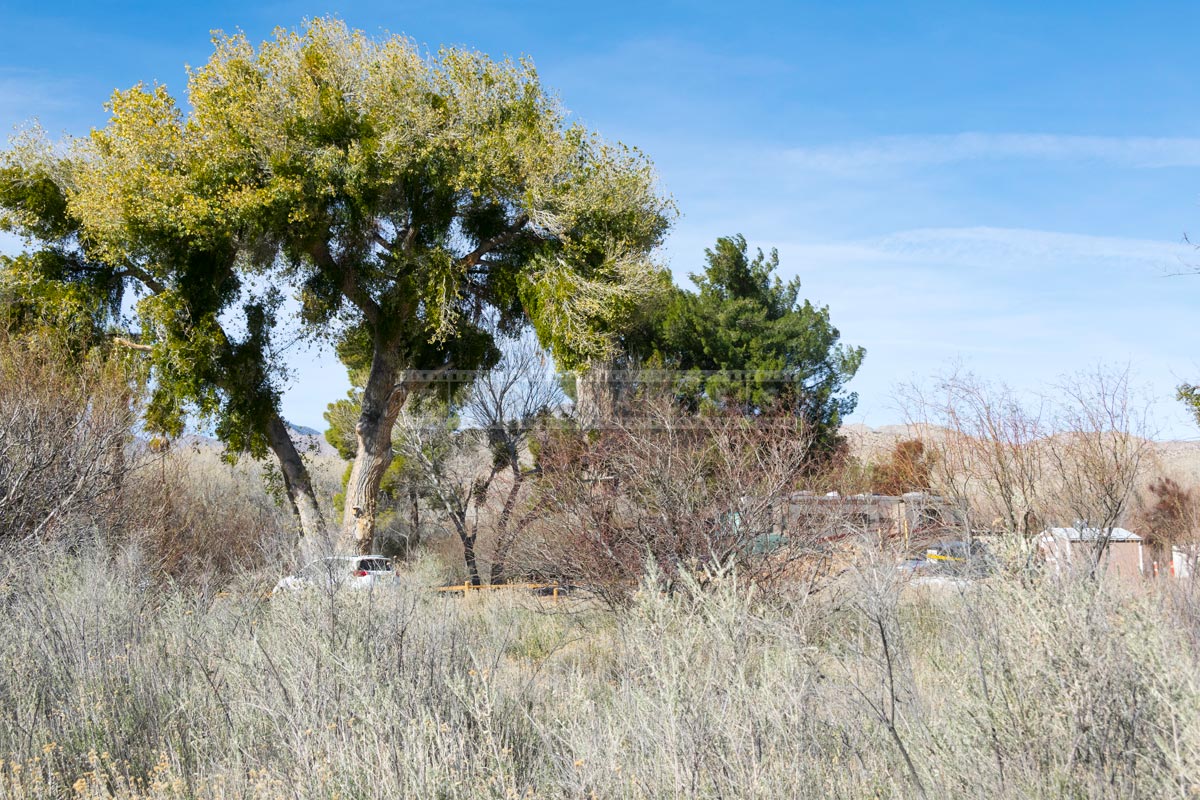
[273,555,397,593]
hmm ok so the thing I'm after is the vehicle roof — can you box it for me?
[310,555,390,562]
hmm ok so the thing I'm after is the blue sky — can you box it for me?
[2,1,1199,437]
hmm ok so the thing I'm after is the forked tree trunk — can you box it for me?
[264,412,326,540]
[341,350,408,553]
[488,466,525,585]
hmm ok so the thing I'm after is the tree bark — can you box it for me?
[264,412,326,540]
[575,358,619,429]
[406,486,421,557]
[341,349,408,553]
[462,531,482,586]
[488,466,525,585]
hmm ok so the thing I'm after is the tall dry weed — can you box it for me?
[1,542,1198,798]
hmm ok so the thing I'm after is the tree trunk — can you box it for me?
[462,532,482,586]
[264,412,326,540]
[404,486,421,558]
[488,466,525,585]
[409,487,420,531]
[575,358,619,429]
[341,350,408,553]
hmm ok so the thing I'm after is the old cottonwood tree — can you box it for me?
[185,20,673,551]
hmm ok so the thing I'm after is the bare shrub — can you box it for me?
[389,336,563,586]
[0,331,334,584]
[904,366,1153,572]
[1129,476,1200,578]
[903,369,1049,545]
[1045,365,1153,571]
[463,335,565,585]
[522,395,829,603]
[0,333,141,541]
[121,447,300,585]
[1138,477,1200,547]
[392,410,492,585]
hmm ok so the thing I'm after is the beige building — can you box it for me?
[1037,527,1144,579]
[779,491,962,544]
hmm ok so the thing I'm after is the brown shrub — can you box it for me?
[0,330,313,585]
[120,448,298,585]
[870,438,936,495]
[518,396,840,604]
[1134,477,1199,549]
[0,332,139,541]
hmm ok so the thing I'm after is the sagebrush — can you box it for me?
[2,543,1199,798]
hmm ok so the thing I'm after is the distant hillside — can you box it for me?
[173,425,340,459]
[289,424,322,437]
[842,423,1200,487]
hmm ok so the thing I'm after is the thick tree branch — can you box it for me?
[112,336,153,352]
[372,232,394,254]
[118,262,167,295]
[62,257,167,296]
[458,214,530,270]
[309,240,381,327]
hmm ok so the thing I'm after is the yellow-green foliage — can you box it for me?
[2,16,675,488]
[60,17,674,369]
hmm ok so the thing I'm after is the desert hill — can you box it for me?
[842,422,1200,489]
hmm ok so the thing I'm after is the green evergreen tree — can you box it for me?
[637,234,864,455]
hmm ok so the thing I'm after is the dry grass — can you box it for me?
[1,541,1199,799]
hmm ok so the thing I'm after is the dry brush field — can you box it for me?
[3,541,1200,799]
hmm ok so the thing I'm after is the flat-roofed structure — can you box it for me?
[1037,526,1144,578]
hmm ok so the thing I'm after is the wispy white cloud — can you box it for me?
[773,227,1195,282]
[874,226,1192,272]
[0,69,82,136]
[752,226,1200,437]
[784,133,1200,173]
